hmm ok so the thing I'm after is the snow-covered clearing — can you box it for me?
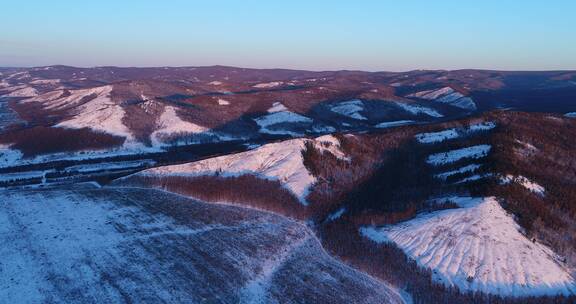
[374,120,415,128]
[415,122,496,144]
[395,102,443,118]
[253,81,283,88]
[427,145,491,166]
[254,111,312,136]
[434,164,482,180]
[330,100,367,120]
[361,196,575,296]
[416,129,460,144]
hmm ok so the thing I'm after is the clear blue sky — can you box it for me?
[1,0,575,71]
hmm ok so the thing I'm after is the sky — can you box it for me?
[1,0,575,71]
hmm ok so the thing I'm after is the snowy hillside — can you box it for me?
[27,86,135,141]
[361,196,576,297]
[151,106,207,145]
[129,135,346,204]
[407,87,477,110]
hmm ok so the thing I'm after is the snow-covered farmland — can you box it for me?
[361,196,576,297]
[0,187,404,304]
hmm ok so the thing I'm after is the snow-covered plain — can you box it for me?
[0,187,404,304]
[127,136,345,205]
[361,196,576,297]
[427,145,491,166]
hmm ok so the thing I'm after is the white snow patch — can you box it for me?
[208,81,223,85]
[151,106,207,146]
[361,196,575,296]
[29,79,61,85]
[500,175,545,196]
[216,98,230,105]
[454,173,493,184]
[330,100,367,120]
[374,120,415,128]
[435,164,482,180]
[253,81,283,89]
[327,208,346,222]
[267,102,288,113]
[416,129,459,144]
[254,111,312,128]
[565,112,576,118]
[395,102,443,118]
[415,121,496,144]
[469,121,496,131]
[427,145,491,166]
